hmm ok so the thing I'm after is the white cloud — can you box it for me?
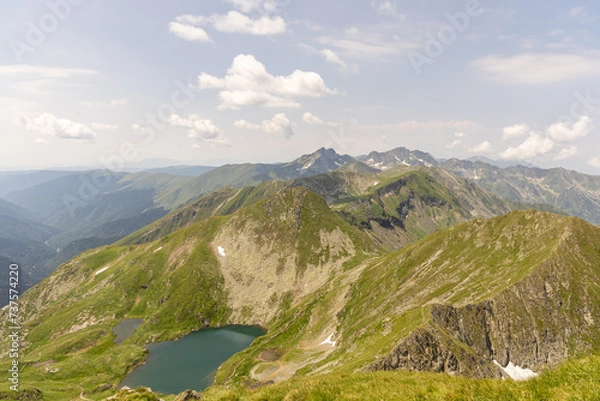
[210,11,286,35]
[319,48,359,73]
[498,116,593,161]
[0,65,97,79]
[299,44,358,73]
[447,139,462,149]
[499,134,554,160]
[502,123,530,139]
[547,116,593,142]
[469,140,493,154]
[371,0,405,19]
[0,65,98,95]
[470,53,600,84]
[197,54,336,109]
[234,113,294,138]
[317,28,418,61]
[168,114,228,145]
[554,145,578,160]
[82,98,129,108]
[227,0,278,13]
[170,11,285,41]
[454,132,466,138]
[169,21,212,42]
[321,48,347,68]
[302,112,341,127]
[589,156,600,168]
[13,111,95,141]
[90,123,118,131]
[34,138,50,145]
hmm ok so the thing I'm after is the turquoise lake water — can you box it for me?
[118,325,264,394]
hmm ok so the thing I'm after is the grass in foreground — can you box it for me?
[200,352,600,401]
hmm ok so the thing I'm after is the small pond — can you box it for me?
[119,325,264,394]
[113,318,143,344]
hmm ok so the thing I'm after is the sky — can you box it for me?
[1,0,600,173]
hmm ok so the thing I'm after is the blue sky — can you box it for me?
[1,0,600,173]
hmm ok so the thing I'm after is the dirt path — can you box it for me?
[76,385,93,401]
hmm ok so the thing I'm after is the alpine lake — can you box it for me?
[115,321,264,394]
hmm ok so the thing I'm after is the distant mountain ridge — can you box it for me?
[1,145,599,309]
[360,147,600,225]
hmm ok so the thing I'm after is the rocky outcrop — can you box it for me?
[366,327,501,378]
[173,390,202,401]
[369,254,600,378]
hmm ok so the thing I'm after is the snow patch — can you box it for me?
[372,181,380,186]
[493,360,538,381]
[95,266,109,276]
[153,246,163,253]
[320,333,336,347]
[217,246,226,257]
[300,161,314,170]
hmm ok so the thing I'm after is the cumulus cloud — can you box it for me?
[210,11,286,35]
[197,54,336,109]
[168,114,229,145]
[547,115,593,142]
[169,10,285,42]
[469,140,493,154]
[454,132,466,138]
[302,112,341,127]
[499,134,554,160]
[589,156,600,168]
[471,53,600,84]
[13,111,95,141]
[169,20,212,42]
[554,146,578,160]
[227,0,278,13]
[234,113,294,138]
[499,116,592,161]
[502,123,530,139]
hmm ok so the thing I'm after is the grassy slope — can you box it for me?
[213,211,600,387]
[0,217,230,399]
[201,351,600,401]
[0,187,376,400]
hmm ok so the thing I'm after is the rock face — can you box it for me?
[174,390,202,401]
[367,215,600,378]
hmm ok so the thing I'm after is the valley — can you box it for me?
[0,147,599,400]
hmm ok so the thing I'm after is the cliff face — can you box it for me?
[367,216,600,378]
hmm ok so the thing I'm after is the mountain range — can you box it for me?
[0,146,599,400]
